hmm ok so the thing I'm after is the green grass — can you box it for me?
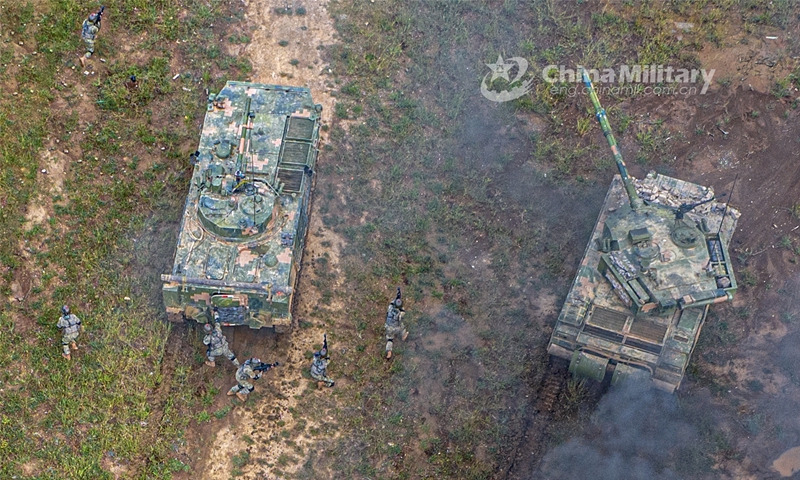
[2,0,797,477]
[0,0,253,477]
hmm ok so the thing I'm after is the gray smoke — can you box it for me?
[536,380,698,480]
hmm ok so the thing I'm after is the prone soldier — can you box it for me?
[310,334,334,388]
[57,305,82,360]
[203,312,239,367]
[384,288,409,359]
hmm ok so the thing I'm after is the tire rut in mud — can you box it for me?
[138,323,192,476]
[502,360,568,480]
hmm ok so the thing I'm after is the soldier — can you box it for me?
[202,313,239,367]
[79,10,102,67]
[227,357,263,402]
[57,305,82,360]
[385,288,409,359]
[310,347,334,388]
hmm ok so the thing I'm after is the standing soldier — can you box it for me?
[79,8,103,67]
[310,334,334,387]
[203,312,240,368]
[57,305,82,360]
[384,287,409,359]
[227,357,276,402]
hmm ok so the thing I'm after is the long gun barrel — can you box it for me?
[580,68,642,210]
[253,361,280,372]
[94,6,105,25]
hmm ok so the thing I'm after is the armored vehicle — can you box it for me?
[162,81,322,330]
[547,70,739,392]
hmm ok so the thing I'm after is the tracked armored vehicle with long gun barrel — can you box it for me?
[162,82,322,330]
[546,69,739,392]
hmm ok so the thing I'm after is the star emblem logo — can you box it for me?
[486,55,514,82]
[480,55,533,103]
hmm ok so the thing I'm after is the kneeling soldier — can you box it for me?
[227,358,278,402]
[384,288,409,359]
[203,313,239,367]
[310,347,334,388]
[57,305,82,360]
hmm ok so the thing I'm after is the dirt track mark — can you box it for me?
[139,325,186,476]
[503,360,567,480]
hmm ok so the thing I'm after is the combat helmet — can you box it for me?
[203,323,213,333]
[61,305,70,316]
[88,13,98,21]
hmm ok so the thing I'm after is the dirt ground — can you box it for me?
[10,1,797,478]
[161,3,800,479]
[171,1,346,478]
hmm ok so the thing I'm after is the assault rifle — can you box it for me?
[93,6,105,25]
[322,333,329,357]
[393,287,404,311]
[253,361,280,373]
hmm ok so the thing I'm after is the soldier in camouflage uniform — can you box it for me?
[385,288,409,359]
[203,313,239,367]
[310,348,334,388]
[227,357,263,402]
[57,305,82,360]
[79,12,101,67]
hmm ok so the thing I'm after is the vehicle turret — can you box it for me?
[162,81,322,330]
[546,69,740,392]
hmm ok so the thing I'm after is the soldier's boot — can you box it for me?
[62,352,71,360]
[317,381,326,389]
[205,360,216,367]
[236,392,248,402]
[328,380,335,388]
[79,56,86,67]
[401,331,409,341]
[227,387,237,396]
[386,350,392,360]
[386,339,393,359]
[70,341,78,351]
[231,357,240,367]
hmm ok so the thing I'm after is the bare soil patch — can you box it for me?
[172,1,343,478]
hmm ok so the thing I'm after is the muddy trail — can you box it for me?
[162,0,343,478]
[136,2,800,480]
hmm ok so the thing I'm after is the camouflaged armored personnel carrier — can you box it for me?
[162,81,322,330]
[547,70,739,392]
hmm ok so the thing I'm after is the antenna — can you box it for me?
[716,173,739,238]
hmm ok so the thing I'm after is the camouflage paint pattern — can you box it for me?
[162,82,322,329]
[548,69,739,393]
[548,173,740,393]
